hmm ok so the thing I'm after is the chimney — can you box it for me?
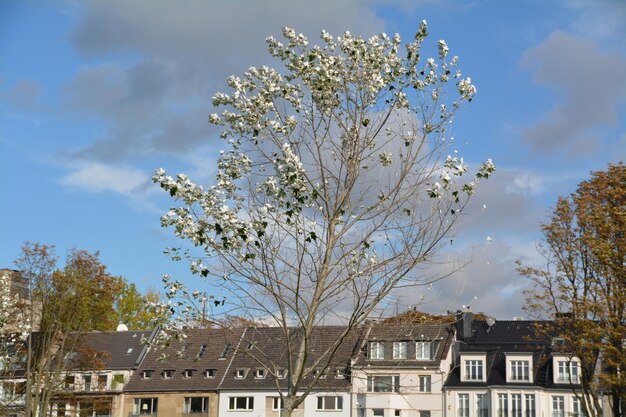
[456,309,473,340]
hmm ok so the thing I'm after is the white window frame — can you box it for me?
[476,394,489,417]
[571,397,582,417]
[229,396,254,411]
[234,368,248,379]
[316,396,343,411]
[508,358,530,382]
[458,394,470,417]
[416,341,431,360]
[133,397,158,414]
[367,375,400,393]
[555,358,579,384]
[183,369,193,379]
[393,342,408,359]
[162,370,174,379]
[464,359,484,381]
[184,397,208,414]
[204,369,216,379]
[272,397,283,411]
[370,342,385,360]
[524,394,535,417]
[418,375,431,393]
[551,396,564,417]
[497,394,508,417]
[254,368,266,379]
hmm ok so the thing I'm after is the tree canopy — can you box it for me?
[519,162,625,417]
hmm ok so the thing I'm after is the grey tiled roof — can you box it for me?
[124,327,243,392]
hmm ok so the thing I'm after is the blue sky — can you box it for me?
[1,0,625,318]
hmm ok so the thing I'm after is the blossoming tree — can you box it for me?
[154,23,494,416]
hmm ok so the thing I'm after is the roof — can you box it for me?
[218,326,358,391]
[123,327,243,392]
[351,322,454,369]
[445,320,579,389]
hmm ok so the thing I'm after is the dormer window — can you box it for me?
[393,342,407,359]
[235,369,247,379]
[334,368,346,379]
[275,368,286,379]
[254,368,266,379]
[506,353,533,382]
[416,341,431,360]
[141,370,153,380]
[162,370,174,379]
[370,341,384,360]
[461,354,486,381]
[183,369,193,379]
[555,358,579,383]
[204,369,216,379]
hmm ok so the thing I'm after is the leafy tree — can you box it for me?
[114,279,162,330]
[518,163,625,417]
[155,24,493,417]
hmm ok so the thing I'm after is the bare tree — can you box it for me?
[154,24,494,417]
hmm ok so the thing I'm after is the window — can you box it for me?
[572,397,582,417]
[220,343,231,359]
[511,394,522,417]
[229,397,254,411]
[334,368,345,379]
[510,360,530,381]
[418,375,431,393]
[498,394,508,417]
[367,375,400,392]
[458,394,470,417]
[272,397,283,411]
[197,343,207,359]
[204,369,216,379]
[184,397,208,414]
[141,370,153,379]
[420,412,431,417]
[82,375,91,391]
[183,369,193,378]
[254,368,266,379]
[396,410,403,417]
[133,398,158,415]
[276,368,286,379]
[476,394,489,417]
[464,360,484,381]
[393,342,408,359]
[317,396,343,411]
[556,360,579,383]
[551,396,564,417]
[162,370,174,379]
[373,410,384,417]
[235,369,247,379]
[98,374,108,390]
[370,342,385,360]
[416,342,431,360]
[65,375,75,390]
[524,395,535,417]
[126,347,134,355]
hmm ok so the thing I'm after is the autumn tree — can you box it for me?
[519,163,625,417]
[155,24,494,417]
[115,279,163,330]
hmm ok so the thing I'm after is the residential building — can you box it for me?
[351,322,455,417]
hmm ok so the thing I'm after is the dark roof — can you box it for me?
[219,326,359,391]
[61,330,154,370]
[445,320,579,389]
[123,327,243,392]
[352,322,454,369]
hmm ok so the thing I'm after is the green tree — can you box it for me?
[519,163,625,417]
[155,24,493,417]
[114,278,162,330]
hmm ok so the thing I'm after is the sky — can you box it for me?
[1,0,625,320]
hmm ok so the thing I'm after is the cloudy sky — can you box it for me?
[1,0,625,319]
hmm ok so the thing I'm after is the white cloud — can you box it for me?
[60,162,149,195]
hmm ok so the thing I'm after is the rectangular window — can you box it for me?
[82,375,91,391]
[65,375,75,390]
[551,396,564,417]
[98,374,108,390]
[524,395,535,417]
[393,342,407,359]
[254,368,266,379]
[334,368,345,379]
[162,370,173,379]
[465,360,484,380]
[272,397,282,411]
[204,369,216,379]
[476,394,489,417]
[557,361,579,383]
[370,342,385,360]
[197,343,207,359]
[276,368,286,379]
[511,394,522,417]
[235,369,247,379]
[184,397,209,414]
[572,397,582,417]
[367,375,400,392]
[141,370,153,380]
[317,396,343,411]
[133,398,158,415]
[183,369,193,378]
[229,397,254,411]
[458,394,470,417]
[418,375,431,393]
[373,410,384,417]
[510,360,530,381]
[416,342,431,360]
[498,394,508,417]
